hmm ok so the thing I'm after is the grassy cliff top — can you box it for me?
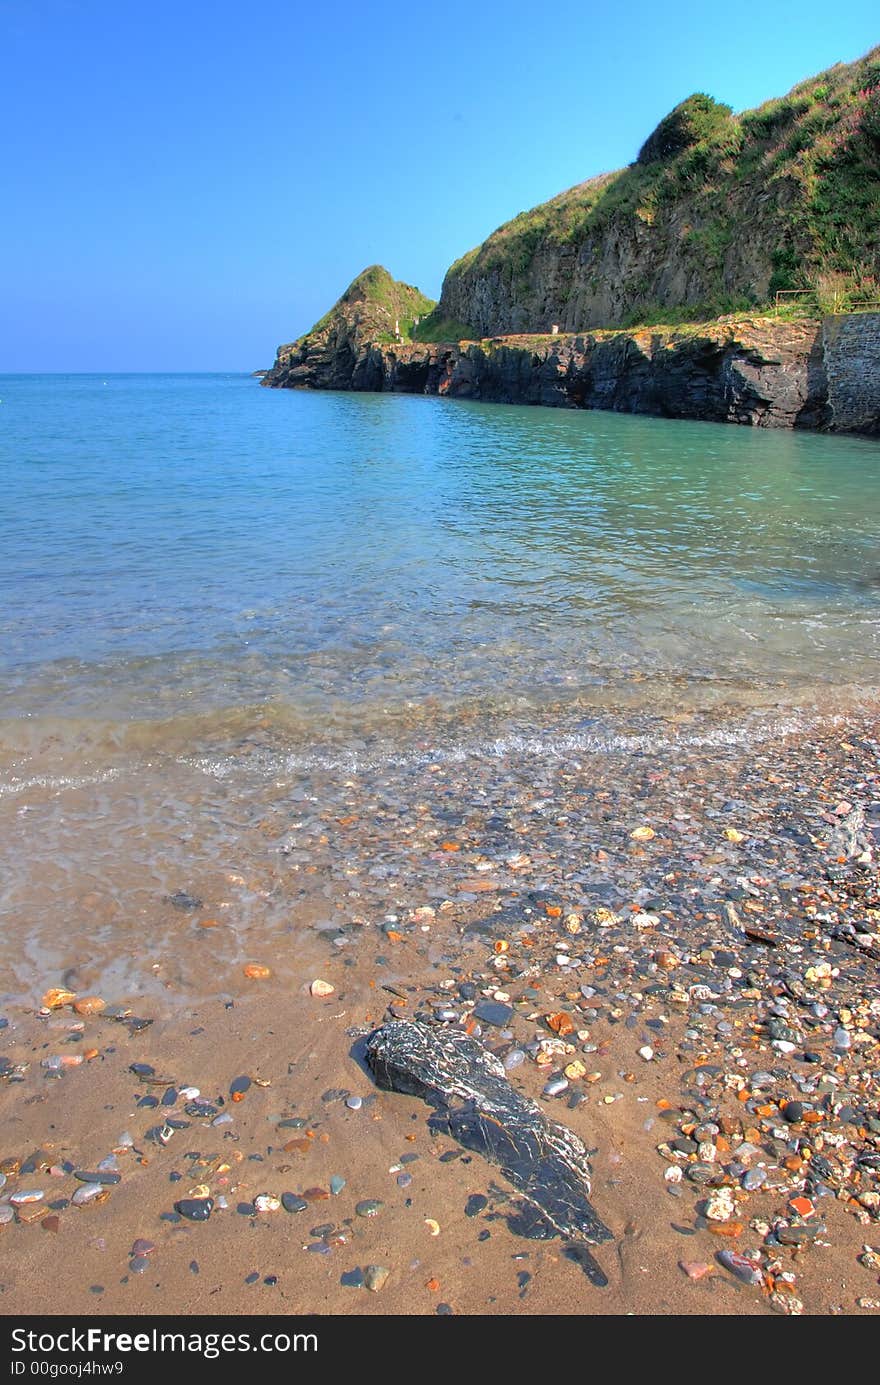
[303,265,436,346]
[442,44,880,313]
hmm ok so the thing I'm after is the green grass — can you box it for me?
[440,44,880,324]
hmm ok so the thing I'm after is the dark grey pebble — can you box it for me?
[167,891,203,911]
[130,1257,150,1275]
[278,1117,306,1130]
[161,1088,178,1107]
[782,1101,805,1123]
[436,1303,454,1315]
[264,1276,278,1287]
[75,1171,121,1185]
[396,1173,412,1188]
[472,1000,513,1027]
[341,1268,364,1288]
[175,1198,213,1222]
[465,1194,488,1218]
[281,1193,308,1214]
[130,1063,155,1077]
[230,1076,251,1096]
[777,1222,825,1245]
[321,1088,348,1103]
[189,1261,199,1274]
[245,1271,259,1285]
[237,1202,255,1216]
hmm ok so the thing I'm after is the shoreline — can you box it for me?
[1,707,879,1314]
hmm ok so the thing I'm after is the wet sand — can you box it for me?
[1,705,879,1316]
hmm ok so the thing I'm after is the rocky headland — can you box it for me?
[264,46,880,435]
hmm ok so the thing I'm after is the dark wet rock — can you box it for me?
[175,1198,213,1222]
[281,1193,308,1214]
[465,1193,488,1218]
[166,891,203,911]
[341,1267,364,1288]
[230,1075,251,1096]
[472,1000,514,1027]
[366,1020,611,1245]
[562,1241,610,1288]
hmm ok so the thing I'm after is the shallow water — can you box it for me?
[2,374,880,736]
[1,374,879,1000]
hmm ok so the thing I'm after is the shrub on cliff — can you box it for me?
[637,93,734,165]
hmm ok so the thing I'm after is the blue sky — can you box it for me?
[1,0,877,370]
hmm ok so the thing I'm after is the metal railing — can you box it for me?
[775,289,880,315]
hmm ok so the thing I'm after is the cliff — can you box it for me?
[263,47,880,434]
[270,265,435,390]
[265,315,841,429]
[433,48,880,337]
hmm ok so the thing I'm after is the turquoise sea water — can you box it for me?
[2,373,879,750]
[1,372,879,998]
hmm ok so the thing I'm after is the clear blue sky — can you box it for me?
[1,0,877,370]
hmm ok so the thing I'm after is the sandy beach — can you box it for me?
[1,704,878,1317]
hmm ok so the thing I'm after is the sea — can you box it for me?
[1,372,878,1001]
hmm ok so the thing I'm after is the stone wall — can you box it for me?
[822,313,880,435]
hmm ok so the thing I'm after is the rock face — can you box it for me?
[271,264,435,391]
[264,316,836,430]
[435,48,880,337]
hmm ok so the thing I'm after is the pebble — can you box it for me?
[704,1188,736,1222]
[71,1185,104,1207]
[310,980,335,997]
[254,1194,281,1212]
[73,997,106,1017]
[717,1249,763,1286]
[542,1077,568,1097]
[355,1200,383,1218]
[472,1000,513,1027]
[345,1096,363,1110]
[364,1265,390,1293]
[175,1198,213,1222]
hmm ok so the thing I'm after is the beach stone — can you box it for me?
[243,964,271,980]
[130,1257,150,1274]
[472,1000,512,1026]
[310,979,335,997]
[329,1176,346,1196]
[71,1185,104,1207]
[364,1265,390,1293]
[175,1198,213,1222]
[355,1200,383,1218]
[465,1194,488,1218]
[341,1268,364,1288]
[345,1096,363,1110]
[167,891,202,910]
[73,997,106,1016]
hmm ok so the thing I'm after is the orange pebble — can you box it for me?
[243,963,271,979]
